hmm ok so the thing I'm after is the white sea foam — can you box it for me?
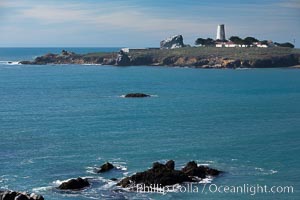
[85,167,97,174]
[199,176,213,184]
[32,186,52,192]
[235,67,251,70]
[53,179,69,186]
[100,180,115,190]
[123,172,129,176]
[254,167,278,175]
[20,159,34,165]
[112,161,127,171]
[255,167,264,172]
[270,170,278,174]
[0,177,8,183]
[82,64,102,66]
[0,61,21,65]
[197,163,210,166]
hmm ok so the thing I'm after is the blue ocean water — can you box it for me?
[0,48,299,200]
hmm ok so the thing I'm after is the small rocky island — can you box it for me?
[20,35,300,68]
[58,177,90,190]
[117,160,221,189]
[124,93,150,98]
[55,160,221,192]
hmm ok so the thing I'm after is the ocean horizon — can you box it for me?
[0,47,299,200]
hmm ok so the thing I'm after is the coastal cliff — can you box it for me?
[20,47,300,68]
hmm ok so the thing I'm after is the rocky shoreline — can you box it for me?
[19,47,300,69]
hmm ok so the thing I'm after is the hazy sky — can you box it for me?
[0,0,299,47]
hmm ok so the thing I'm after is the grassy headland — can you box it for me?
[21,47,300,68]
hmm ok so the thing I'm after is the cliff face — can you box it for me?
[20,48,300,68]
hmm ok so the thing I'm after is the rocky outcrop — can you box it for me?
[117,160,221,189]
[181,161,221,178]
[61,50,75,56]
[58,177,90,190]
[124,93,150,98]
[0,190,44,200]
[116,50,131,66]
[160,35,184,49]
[97,162,114,173]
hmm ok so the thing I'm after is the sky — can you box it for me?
[0,0,299,47]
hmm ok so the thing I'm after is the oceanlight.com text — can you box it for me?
[136,183,294,196]
[206,184,294,195]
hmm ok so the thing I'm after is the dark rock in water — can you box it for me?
[117,160,221,189]
[29,193,44,200]
[15,194,30,200]
[116,50,131,66]
[165,160,175,170]
[181,161,205,178]
[124,93,150,98]
[0,191,44,200]
[1,191,17,200]
[98,162,114,173]
[110,178,118,181]
[19,61,32,65]
[160,35,184,49]
[117,160,191,188]
[181,161,221,178]
[58,177,90,190]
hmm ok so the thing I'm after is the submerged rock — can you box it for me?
[160,35,184,49]
[0,191,44,200]
[117,160,221,189]
[58,177,90,190]
[124,93,150,98]
[98,162,115,173]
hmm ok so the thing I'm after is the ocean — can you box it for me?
[0,48,299,200]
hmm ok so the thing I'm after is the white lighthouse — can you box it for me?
[216,24,226,41]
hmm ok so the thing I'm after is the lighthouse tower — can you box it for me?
[216,24,226,41]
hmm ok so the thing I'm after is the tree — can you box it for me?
[274,42,294,48]
[195,38,206,46]
[205,38,215,46]
[195,38,216,46]
[260,40,269,45]
[243,37,259,45]
[229,36,244,44]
